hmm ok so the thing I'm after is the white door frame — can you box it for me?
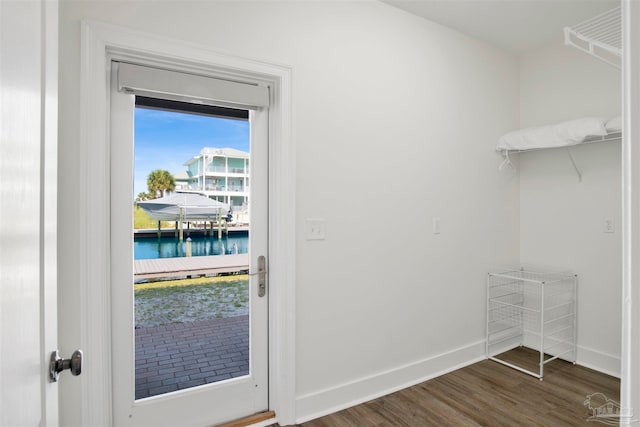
[78,20,296,426]
[621,0,640,424]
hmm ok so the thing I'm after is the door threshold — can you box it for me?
[216,411,276,427]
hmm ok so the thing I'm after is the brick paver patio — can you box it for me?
[135,315,249,399]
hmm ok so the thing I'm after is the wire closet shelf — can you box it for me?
[486,269,577,380]
[564,6,621,69]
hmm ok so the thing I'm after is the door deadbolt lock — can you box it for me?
[49,349,83,382]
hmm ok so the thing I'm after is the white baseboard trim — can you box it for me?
[294,341,619,424]
[577,345,620,378]
[295,340,485,424]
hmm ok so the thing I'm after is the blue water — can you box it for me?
[134,233,249,260]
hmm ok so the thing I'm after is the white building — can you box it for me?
[178,147,249,212]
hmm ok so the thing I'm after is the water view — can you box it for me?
[134,232,248,260]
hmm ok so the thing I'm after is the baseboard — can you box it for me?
[516,333,619,378]
[295,340,485,424]
[293,340,621,424]
[577,345,620,378]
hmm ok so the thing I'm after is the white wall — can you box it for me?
[518,41,622,375]
[58,1,520,424]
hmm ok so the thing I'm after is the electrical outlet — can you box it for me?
[604,217,614,233]
[306,218,326,240]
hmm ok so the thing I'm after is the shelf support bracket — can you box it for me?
[566,148,582,182]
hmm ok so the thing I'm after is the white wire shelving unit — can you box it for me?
[498,130,622,182]
[564,6,621,69]
[486,269,577,380]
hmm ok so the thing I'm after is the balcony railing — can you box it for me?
[205,166,247,174]
[203,185,248,193]
[176,184,197,190]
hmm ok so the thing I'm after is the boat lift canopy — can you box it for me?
[137,193,230,222]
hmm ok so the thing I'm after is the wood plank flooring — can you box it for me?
[284,348,620,427]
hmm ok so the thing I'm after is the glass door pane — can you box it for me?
[131,100,251,400]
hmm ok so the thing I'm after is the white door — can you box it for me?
[0,0,59,425]
[110,62,269,426]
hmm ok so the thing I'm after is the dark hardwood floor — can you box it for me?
[283,347,620,427]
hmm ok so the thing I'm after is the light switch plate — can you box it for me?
[306,218,326,240]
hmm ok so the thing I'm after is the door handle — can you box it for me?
[49,349,83,382]
[257,255,266,297]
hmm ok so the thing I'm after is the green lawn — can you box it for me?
[134,275,249,328]
[134,205,173,230]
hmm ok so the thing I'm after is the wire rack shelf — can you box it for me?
[486,269,577,380]
[564,6,621,69]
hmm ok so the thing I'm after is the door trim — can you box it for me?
[79,20,296,426]
[621,1,640,422]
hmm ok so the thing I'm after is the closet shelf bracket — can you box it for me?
[566,148,582,182]
[498,149,583,182]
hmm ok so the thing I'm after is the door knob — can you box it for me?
[49,349,83,382]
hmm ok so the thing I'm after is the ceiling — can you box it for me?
[381,0,619,54]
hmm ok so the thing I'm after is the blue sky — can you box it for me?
[134,107,250,197]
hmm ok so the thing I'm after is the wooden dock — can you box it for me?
[134,254,249,280]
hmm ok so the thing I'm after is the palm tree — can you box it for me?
[147,169,176,198]
[135,191,155,202]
